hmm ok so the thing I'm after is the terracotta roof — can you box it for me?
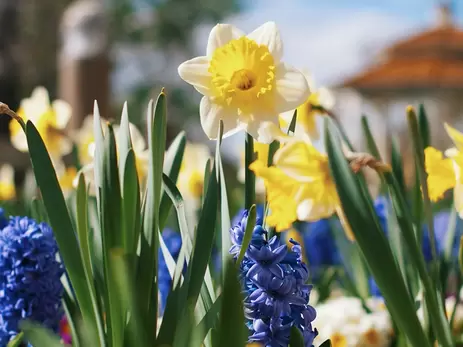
[342,25,463,90]
[343,57,463,90]
[387,27,463,55]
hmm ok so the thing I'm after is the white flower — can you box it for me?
[54,162,78,197]
[10,87,72,161]
[178,22,310,143]
[72,115,99,166]
[280,72,335,143]
[313,296,393,347]
[177,142,211,200]
[0,165,15,201]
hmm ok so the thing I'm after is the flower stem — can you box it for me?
[0,102,26,130]
[245,133,255,210]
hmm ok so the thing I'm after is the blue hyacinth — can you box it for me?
[0,211,64,345]
[158,228,182,314]
[230,209,317,347]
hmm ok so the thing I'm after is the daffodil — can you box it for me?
[55,163,78,197]
[0,165,15,201]
[280,72,335,141]
[238,141,279,195]
[10,87,72,161]
[177,143,211,200]
[250,140,353,239]
[72,115,100,166]
[425,123,463,217]
[178,22,310,143]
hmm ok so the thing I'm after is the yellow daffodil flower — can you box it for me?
[280,72,334,141]
[177,143,211,200]
[178,22,310,143]
[238,141,280,195]
[72,115,100,166]
[0,165,15,200]
[251,140,353,240]
[10,87,72,161]
[56,163,78,197]
[425,123,463,217]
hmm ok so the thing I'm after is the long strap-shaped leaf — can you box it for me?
[26,121,101,344]
[324,119,431,347]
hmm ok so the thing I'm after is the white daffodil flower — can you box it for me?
[178,22,310,144]
[177,142,211,201]
[10,87,72,161]
[0,164,15,201]
[280,71,335,143]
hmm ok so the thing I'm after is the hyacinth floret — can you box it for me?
[0,211,64,345]
[158,228,183,315]
[230,209,317,347]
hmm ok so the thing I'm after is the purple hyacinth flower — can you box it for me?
[249,318,292,347]
[247,237,287,281]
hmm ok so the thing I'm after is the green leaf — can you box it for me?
[288,109,298,134]
[361,115,382,160]
[236,204,256,266]
[101,123,124,347]
[25,121,99,343]
[195,295,223,343]
[121,150,141,255]
[325,118,431,347]
[92,102,105,190]
[185,164,218,306]
[215,121,231,285]
[216,258,246,347]
[20,321,63,347]
[7,332,24,347]
[75,174,105,345]
[110,249,150,347]
[138,91,167,337]
[391,136,406,195]
[244,133,255,209]
[117,102,133,177]
[319,340,332,347]
[159,131,186,229]
[289,326,304,347]
[418,103,431,149]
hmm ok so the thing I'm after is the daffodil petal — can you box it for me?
[246,21,283,62]
[21,87,50,121]
[199,97,241,139]
[178,56,213,96]
[244,119,288,144]
[445,123,463,152]
[273,141,320,182]
[318,87,335,110]
[0,164,14,182]
[206,23,245,57]
[455,182,463,219]
[274,63,310,113]
[10,132,28,152]
[424,146,455,201]
[52,100,72,129]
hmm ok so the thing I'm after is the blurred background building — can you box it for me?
[0,0,462,188]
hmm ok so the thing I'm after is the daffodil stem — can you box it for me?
[406,106,439,285]
[0,102,26,131]
[244,133,255,210]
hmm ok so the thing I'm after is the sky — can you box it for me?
[197,0,463,86]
